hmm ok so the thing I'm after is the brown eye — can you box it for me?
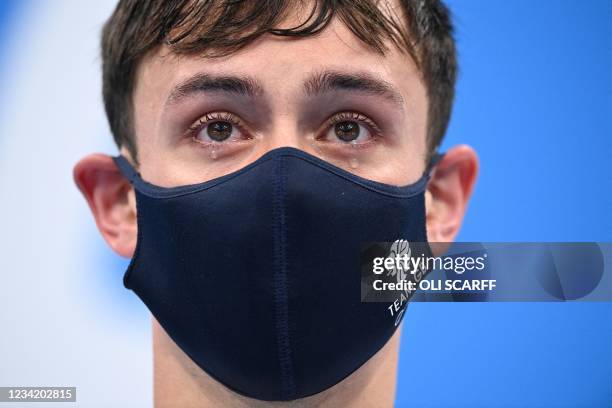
[334,121,360,142]
[207,121,233,141]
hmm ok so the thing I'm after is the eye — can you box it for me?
[334,120,362,142]
[188,112,250,145]
[207,120,233,142]
[318,112,380,145]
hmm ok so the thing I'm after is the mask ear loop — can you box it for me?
[113,155,140,185]
[424,152,445,177]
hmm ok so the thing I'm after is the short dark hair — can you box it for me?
[101,0,456,161]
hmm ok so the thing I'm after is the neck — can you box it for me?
[152,319,401,408]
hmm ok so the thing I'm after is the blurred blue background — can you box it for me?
[0,0,609,407]
[397,1,612,407]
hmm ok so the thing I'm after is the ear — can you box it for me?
[73,154,137,258]
[425,145,478,243]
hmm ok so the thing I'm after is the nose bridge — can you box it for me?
[262,112,303,151]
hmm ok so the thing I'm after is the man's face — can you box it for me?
[130,14,429,188]
[74,6,477,393]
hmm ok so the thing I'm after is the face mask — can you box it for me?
[113,146,437,401]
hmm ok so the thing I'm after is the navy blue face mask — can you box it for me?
[113,147,437,401]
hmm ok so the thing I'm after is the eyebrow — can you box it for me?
[164,69,405,109]
[303,70,405,107]
[165,73,264,106]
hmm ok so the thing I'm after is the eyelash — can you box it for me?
[185,110,382,146]
[321,111,382,140]
[186,111,248,138]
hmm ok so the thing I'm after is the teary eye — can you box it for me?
[188,112,248,145]
[318,111,381,146]
[206,121,233,142]
[334,121,360,142]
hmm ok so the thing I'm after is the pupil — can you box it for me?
[335,121,359,142]
[207,121,232,141]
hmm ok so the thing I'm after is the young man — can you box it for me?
[74,0,477,406]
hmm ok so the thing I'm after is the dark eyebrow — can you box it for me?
[303,70,405,107]
[165,73,264,106]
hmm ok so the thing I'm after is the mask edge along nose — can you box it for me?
[112,147,433,200]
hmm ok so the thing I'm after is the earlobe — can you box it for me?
[425,145,479,243]
[73,154,137,258]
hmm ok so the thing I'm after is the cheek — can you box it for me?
[372,123,429,186]
[381,155,423,186]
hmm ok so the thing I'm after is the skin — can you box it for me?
[74,4,478,407]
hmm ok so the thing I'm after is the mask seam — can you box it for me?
[272,155,296,399]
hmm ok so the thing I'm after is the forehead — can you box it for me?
[134,13,424,102]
